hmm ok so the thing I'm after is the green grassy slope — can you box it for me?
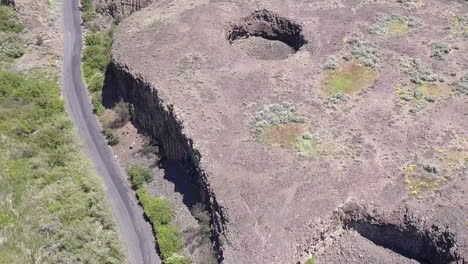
[0,5,125,264]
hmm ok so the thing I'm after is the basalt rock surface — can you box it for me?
[110,0,468,263]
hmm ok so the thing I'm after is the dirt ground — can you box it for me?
[110,0,468,263]
[12,0,63,72]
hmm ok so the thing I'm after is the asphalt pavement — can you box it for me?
[61,1,160,263]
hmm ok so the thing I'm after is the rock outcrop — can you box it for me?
[96,0,153,18]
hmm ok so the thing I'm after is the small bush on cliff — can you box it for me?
[128,164,153,189]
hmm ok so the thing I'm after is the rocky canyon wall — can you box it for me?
[107,61,228,261]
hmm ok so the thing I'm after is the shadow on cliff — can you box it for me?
[160,160,203,209]
[102,65,120,109]
[102,66,204,208]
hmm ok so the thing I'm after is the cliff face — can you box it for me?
[108,62,228,261]
[96,0,153,18]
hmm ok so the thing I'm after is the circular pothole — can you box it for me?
[227,9,307,60]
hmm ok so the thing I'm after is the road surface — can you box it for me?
[61,1,160,263]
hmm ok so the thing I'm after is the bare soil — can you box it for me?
[110,0,468,263]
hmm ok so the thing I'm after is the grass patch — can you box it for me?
[0,69,125,263]
[324,61,377,95]
[262,123,307,147]
[128,164,153,189]
[136,188,191,263]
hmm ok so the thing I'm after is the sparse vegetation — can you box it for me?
[251,103,306,136]
[0,6,24,65]
[398,83,448,113]
[136,188,191,263]
[0,6,24,33]
[370,14,417,36]
[400,57,438,84]
[293,131,319,156]
[323,56,338,70]
[344,38,382,70]
[455,74,468,95]
[0,69,125,263]
[128,164,153,189]
[328,93,350,103]
[430,42,451,60]
[449,14,468,39]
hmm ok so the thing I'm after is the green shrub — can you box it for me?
[251,103,306,136]
[135,188,191,262]
[456,74,468,95]
[136,188,172,225]
[0,6,24,33]
[345,38,382,70]
[82,29,113,117]
[323,56,338,70]
[430,42,451,60]
[128,164,153,189]
[400,57,438,84]
[92,91,104,115]
[105,129,120,146]
[80,0,96,23]
[156,224,183,260]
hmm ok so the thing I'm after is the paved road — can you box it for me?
[61,1,160,263]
